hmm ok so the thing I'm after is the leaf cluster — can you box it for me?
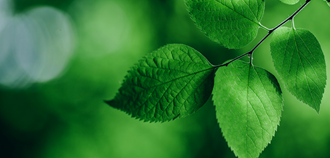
[106,0,328,157]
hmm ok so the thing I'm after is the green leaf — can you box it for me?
[270,27,327,112]
[106,44,215,122]
[185,0,265,49]
[280,0,299,5]
[212,60,283,158]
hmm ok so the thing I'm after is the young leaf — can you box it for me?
[270,27,327,113]
[106,44,215,122]
[212,60,283,158]
[280,0,299,5]
[185,0,265,49]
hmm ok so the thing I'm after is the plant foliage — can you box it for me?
[270,27,326,112]
[185,0,265,49]
[107,44,215,122]
[106,0,327,157]
[280,0,300,5]
[213,60,283,158]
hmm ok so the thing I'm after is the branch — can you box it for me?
[213,0,311,68]
[270,0,311,32]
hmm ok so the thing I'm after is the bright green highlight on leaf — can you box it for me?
[106,44,215,122]
[212,60,283,158]
[185,0,265,49]
[280,0,299,5]
[325,0,330,7]
[270,27,326,113]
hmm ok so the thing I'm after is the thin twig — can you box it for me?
[213,0,311,68]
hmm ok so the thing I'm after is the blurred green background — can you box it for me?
[0,0,330,158]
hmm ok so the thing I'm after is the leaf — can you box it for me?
[280,0,299,5]
[185,0,265,49]
[270,27,327,112]
[212,60,283,158]
[106,44,215,122]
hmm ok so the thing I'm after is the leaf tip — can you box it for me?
[315,107,320,114]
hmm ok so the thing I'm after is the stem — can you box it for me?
[214,52,251,67]
[270,0,310,32]
[213,0,311,68]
